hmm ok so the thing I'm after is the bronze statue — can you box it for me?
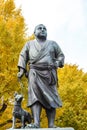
[17,24,65,128]
[12,92,31,129]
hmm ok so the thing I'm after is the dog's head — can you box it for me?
[14,92,23,102]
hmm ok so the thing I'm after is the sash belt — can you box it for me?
[30,63,56,71]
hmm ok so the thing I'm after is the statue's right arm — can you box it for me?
[17,42,29,79]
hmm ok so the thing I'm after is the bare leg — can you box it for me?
[21,115,25,128]
[31,102,42,127]
[46,108,56,128]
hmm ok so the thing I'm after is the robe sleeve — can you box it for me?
[54,42,65,68]
[18,42,29,71]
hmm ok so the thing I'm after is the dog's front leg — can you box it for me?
[21,115,25,128]
[12,116,16,129]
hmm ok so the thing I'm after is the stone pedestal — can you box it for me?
[7,128,74,130]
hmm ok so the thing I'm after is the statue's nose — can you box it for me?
[42,28,44,32]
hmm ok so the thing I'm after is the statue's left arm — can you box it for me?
[54,43,65,68]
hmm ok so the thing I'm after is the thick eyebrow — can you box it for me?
[38,26,47,30]
[38,27,42,29]
[43,27,46,30]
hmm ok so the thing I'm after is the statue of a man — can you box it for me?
[17,24,65,128]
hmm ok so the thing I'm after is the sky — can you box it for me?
[15,0,87,72]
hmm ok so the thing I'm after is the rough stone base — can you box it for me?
[7,128,74,130]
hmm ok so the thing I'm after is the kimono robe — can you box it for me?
[18,39,65,109]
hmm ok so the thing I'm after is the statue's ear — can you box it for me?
[34,31,36,36]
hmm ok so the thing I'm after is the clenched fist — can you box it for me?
[17,68,25,79]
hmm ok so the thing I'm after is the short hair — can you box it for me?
[34,24,46,33]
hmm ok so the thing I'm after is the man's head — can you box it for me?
[34,24,47,40]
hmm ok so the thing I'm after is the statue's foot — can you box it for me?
[53,125,57,128]
[25,123,39,128]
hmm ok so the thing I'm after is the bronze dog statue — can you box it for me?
[12,92,32,129]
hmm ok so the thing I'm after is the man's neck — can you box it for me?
[36,37,47,44]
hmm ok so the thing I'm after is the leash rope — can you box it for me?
[18,78,24,95]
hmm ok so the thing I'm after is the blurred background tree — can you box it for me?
[0,0,87,130]
[0,0,29,128]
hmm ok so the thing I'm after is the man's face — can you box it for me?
[34,24,47,39]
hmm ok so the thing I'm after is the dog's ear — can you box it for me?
[14,91,18,97]
[21,94,24,98]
